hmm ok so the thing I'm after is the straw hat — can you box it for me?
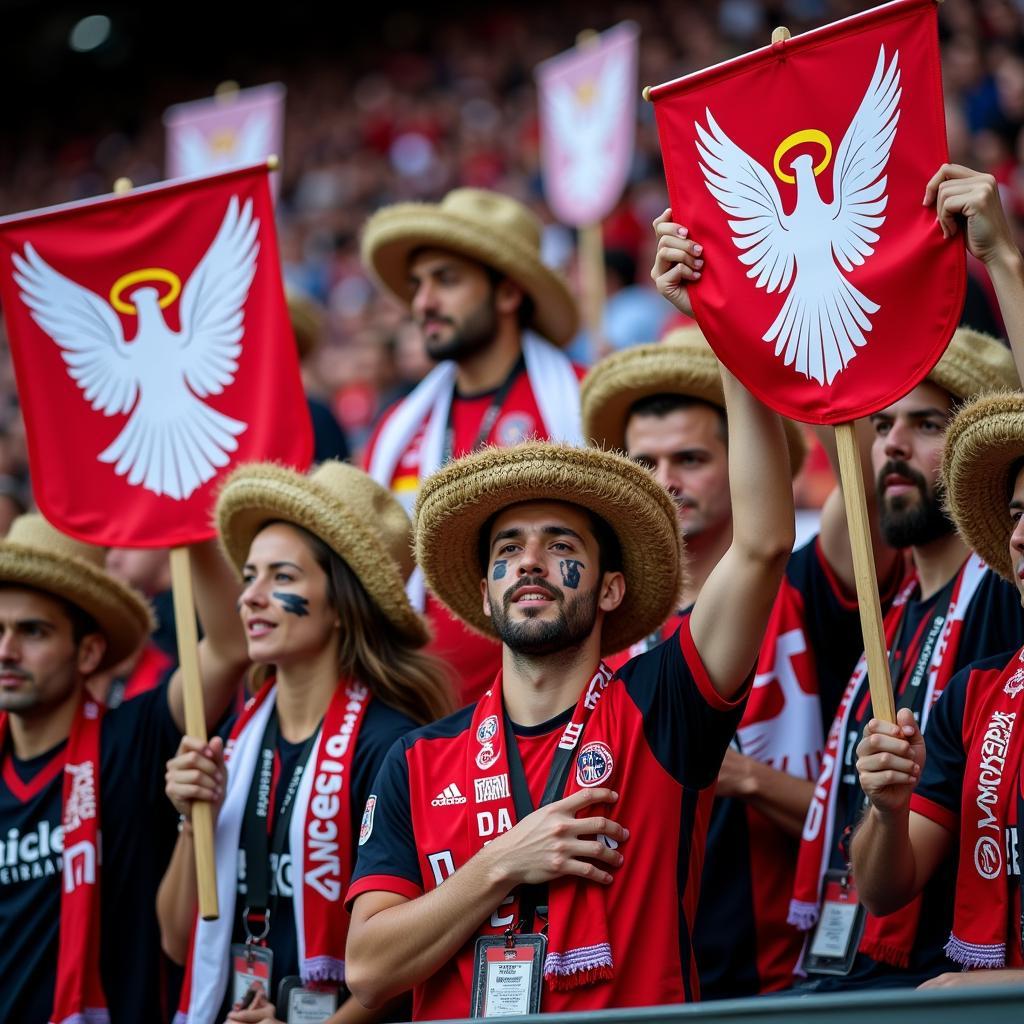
[943,391,1024,584]
[928,327,1019,401]
[216,460,428,644]
[0,515,153,669]
[361,188,579,347]
[414,442,684,654]
[580,326,807,477]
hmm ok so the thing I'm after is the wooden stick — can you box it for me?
[169,547,220,920]
[834,423,896,723]
[578,223,606,356]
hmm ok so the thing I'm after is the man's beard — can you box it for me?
[421,295,498,363]
[489,577,599,656]
[877,459,955,548]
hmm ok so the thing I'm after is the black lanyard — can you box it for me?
[441,355,525,465]
[503,709,581,932]
[845,576,958,837]
[239,710,319,940]
[886,575,956,699]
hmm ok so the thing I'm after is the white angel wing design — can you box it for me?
[12,244,140,414]
[173,125,217,177]
[176,194,259,396]
[696,109,797,294]
[234,113,274,165]
[546,54,631,192]
[828,47,901,272]
[696,46,901,385]
[12,195,259,500]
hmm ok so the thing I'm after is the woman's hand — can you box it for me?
[651,209,705,316]
[165,735,225,821]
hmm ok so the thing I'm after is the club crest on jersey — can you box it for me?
[476,742,499,770]
[359,795,377,846]
[1004,667,1024,699]
[477,715,499,744]
[576,741,614,787]
[495,412,535,446]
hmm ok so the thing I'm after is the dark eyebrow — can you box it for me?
[409,261,458,286]
[491,527,524,549]
[541,526,584,542]
[490,525,585,550]
[242,560,303,573]
[1011,499,1024,511]
[907,408,949,420]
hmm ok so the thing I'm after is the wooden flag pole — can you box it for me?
[169,547,220,919]
[578,222,606,355]
[835,423,897,723]
[111,175,219,917]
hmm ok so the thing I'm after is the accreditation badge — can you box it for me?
[230,942,274,1002]
[277,976,339,1023]
[470,932,547,1017]
[803,870,866,975]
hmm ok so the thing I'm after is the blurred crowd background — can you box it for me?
[0,0,1021,533]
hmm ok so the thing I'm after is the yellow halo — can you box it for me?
[773,129,832,185]
[109,267,181,316]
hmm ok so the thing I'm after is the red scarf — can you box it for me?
[789,556,986,969]
[944,644,1024,968]
[177,678,370,1023]
[1,696,107,1024]
[467,663,615,991]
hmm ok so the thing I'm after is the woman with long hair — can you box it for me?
[159,460,454,1024]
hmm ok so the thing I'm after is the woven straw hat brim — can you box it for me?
[0,545,153,669]
[929,329,1019,401]
[361,204,579,347]
[216,463,428,645]
[580,343,807,477]
[943,391,1024,584]
[414,442,685,655]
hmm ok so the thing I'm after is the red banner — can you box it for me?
[0,164,312,546]
[650,0,962,424]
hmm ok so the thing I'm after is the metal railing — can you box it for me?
[437,983,1024,1024]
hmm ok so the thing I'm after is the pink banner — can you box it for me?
[164,83,285,197]
[536,22,639,227]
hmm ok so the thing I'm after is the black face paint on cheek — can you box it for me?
[559,560,583,589]
[492,560,508,580]
[272,592,310,617]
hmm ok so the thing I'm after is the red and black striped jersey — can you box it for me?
[348,619,745,1018]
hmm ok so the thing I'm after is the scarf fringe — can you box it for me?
[945,935,1006,969]
[544,942,614,990]
[548,937,610,987]
[859,937,910,969]
[53,1012,111,1024]
[304,955,345,984]
[788,899,819,931]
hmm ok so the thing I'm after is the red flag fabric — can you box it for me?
[536,21,639,228]
[650,0,962,425]
[0,164,312,547]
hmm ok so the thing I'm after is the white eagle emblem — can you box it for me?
[14,196,259,500]
[696,46,901,385]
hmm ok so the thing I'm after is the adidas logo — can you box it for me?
[431,784,467,806]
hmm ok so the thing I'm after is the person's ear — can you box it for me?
[76,633,106,677]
